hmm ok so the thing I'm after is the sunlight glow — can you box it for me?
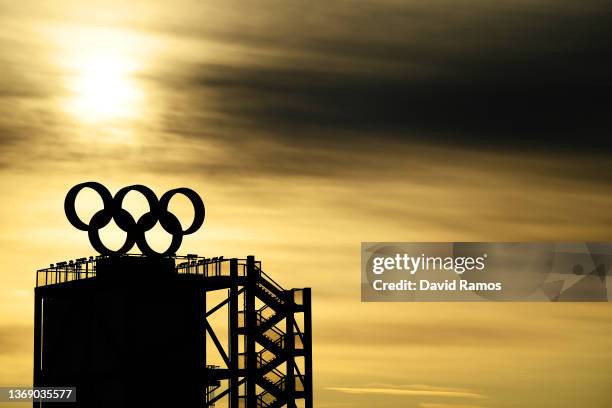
[66,53,143,123]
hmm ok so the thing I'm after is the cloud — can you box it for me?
[1,0,612,179]
[420,404,488,408]
[315,317,549,347]
[327,384,486,399]
[0,325,32,355]
[166,0,612,152]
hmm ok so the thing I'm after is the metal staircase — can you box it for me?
[178,255,311,408]
[246,273,291,407]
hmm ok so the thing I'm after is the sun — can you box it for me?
[66,53,143,123]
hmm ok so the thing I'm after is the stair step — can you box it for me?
[256,283,285,306]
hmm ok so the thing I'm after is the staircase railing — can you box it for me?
[264,367,286,392]
[257,281,285,305]
[256,391,276,408]
[261,325,285,349]
[255,265,285,294]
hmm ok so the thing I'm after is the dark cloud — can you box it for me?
[175,0,612,153]
[1,0,610,177]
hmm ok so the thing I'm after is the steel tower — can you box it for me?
[34,254,313,408]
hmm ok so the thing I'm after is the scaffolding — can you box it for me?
[34,255,313,408]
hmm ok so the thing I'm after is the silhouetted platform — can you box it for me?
[34,255,312,408]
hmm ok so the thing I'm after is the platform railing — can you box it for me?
[36,255,262,287]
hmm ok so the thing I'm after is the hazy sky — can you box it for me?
[0,1,611,407]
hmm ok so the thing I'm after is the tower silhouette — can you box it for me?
[33,184,313,407]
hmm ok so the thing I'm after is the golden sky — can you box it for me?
[0,1,611,407]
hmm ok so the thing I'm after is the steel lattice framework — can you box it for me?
[34,255,313,408]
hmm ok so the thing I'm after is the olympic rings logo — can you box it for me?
[64,182,205,257]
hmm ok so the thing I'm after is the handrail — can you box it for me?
[36,254,261,287]
[255,265,285,294]
[259,304,275,319]
[256,347,282,370]
[260,335,281,350]
[257,282,287,308]
[265,325,285,341]
[266,367,286,386]
[260,327,285,350]
[256,391,276,408]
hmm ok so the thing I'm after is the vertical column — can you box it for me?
[201,288,208,405]
[33,290,42,408]
[246,256,257,406]
[286,290,296,408]
[304,288,313,408]
[229,259,239,408]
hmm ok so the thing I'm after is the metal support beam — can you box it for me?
[304,288,313,408]
[229,259,239,408]
[206,287,245,318]
[205,321,230,367]
[202,291,208,405]
[33,293,42,408]
[246,256,257,407]
[286,290,296,408]
[208,378,246,406]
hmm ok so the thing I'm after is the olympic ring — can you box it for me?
[64,182,205,257]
